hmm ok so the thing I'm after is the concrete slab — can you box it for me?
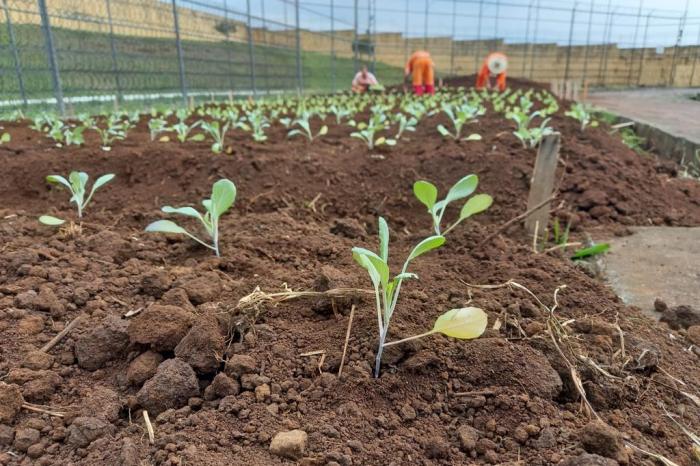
[604,227,700,318]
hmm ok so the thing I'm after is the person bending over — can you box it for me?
[351,65,379,93]
[476,52,508,91]
[405,50,435,96]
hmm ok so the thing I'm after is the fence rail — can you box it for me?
[0,0,698,114]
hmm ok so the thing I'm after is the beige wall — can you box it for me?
[6,0,699,88]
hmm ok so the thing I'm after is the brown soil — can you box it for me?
[0,85,699,466]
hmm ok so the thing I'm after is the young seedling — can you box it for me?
[90,115,128,150]
[353,217,487,377]
[171,118,204,143]
[63,125,86,146]
[349,112,396,150]
[413,174,493,235]
[287,113,328,142]
[145,179,236,257]
[245,110,270,142]
[200,120,230,154]
[436,102,485,141]
[508,110,553,149]
[565,102,598,131]
[148,117,168,141]
[39,171,115,226]
[0,131,10,144]
[393,113,417,140]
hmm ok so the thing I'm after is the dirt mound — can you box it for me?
[0,90,698,465]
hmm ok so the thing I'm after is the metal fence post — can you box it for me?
[223,0,236,93]
[171,0,188,106]
[581,1,594,83]
[245,0,257,97]
[294,0,303,94]
[422,0,428,50]
[601,8,615,87]
[449,0,456,76]
[669,5,689,87]
[627,0,644,86]
[476,0,484,73]
[564,5,576,81]
[370,0,376,72]
[403,0,409,65]
[330,0,336,92]
[353,0,358,71]
[637,12,652,86]
[598,1,612,86]
[105,0,122,103]
[690,26,700,86]
[3,0,26,108]
[529,0,540,79]
[261,0,270,94]
[521,0,533,77]
[37,0,64,115]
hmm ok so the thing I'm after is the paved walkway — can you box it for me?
[605,227,700,318]
[587,88,700,144]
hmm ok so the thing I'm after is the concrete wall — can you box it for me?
[7,0,700,88]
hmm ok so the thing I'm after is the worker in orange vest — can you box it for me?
[476,52,508,91]
[405,50,435,96]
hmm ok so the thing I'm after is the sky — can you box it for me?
[178,0,700,48]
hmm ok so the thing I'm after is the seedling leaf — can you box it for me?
[162,206,203,219]
[413,181,438,210]
[571,243,610,260]
[39,215,65,226]
[459,194,493,220]
[433,307,488,339]
[210,179,236,217]
[145,220,188,235]
[407,235,445,261]
[444,174,478,205]
[378,217,389,262]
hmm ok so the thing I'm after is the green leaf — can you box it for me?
[287,129,302,138]
[352,247,389,287]
[385,139,397,146]
[464,133,482,141]
[145,219,188,234]
[393,272,418,281]
[437,125,449,137]
[378,217,389,262]
[0,133,10,143]
[189,133,205,142]
[413,181,438,210]
[433,307,488,339]
[92,173,115,191]
[162,206,203,220]
[38,215,65,226]
[444,174,478,205]
[375,137,386,146]
[459,194,493,220]
[46,175,71,190]
[352,249,381,290]
[571,243,610,260]
[407,235,445,262]
[318,125,328,136]
[210,179,237,217]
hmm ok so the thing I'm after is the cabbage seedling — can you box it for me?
[349,112,396,150]
[245,110,270,142]
[565,103,597,131]
[39,171,115,226]
[353,218,487,377]
[90,115,128,150]
[287,113,328,142]
[436,102,484,141]
[145,179,236,257]
[171,119,204,143]
[148,117,168,141]
[201,120,230,154]
[0,132,10,144]
[393,113,417,140]
[413,174,493,235]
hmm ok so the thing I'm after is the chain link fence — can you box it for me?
[1,0,699,114]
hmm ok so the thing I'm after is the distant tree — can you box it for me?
[215,20,237,37]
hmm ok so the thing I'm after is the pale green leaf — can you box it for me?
[210,179,236,217]
[145,219,188,234]
[459,194,493,220]
[39,215,65,226]
[92,173,115,191]
[189,133,205,142]
[407,235,445,262]
[162,206,203,219]
[318,125,328,136]
[352,247,389,287]
[352,249,381,290]
[378,217,389,262]
[413,180,438,210]
[444,174,478,205]
[433,307,488,339]
[46,175,71,190]
[464,133,482,141]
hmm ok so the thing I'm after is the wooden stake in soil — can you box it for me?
[524,132,561,239]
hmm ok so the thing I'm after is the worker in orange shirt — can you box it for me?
[405,50,435,96]
[476,52,508,91]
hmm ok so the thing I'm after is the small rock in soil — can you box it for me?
[330,218,365,239]
[225,354,257,378]
[204,373,240,400]
[179,273,222,305]
[660,304,700,330]
[160,287,195,312]
[128,304,194,351]
[13,427,40,452]
[0,382,24,423]
[6,369,62,402]
[127,351,164,386]
[17,315,45,335]
[174,317,224,374]
[140,270,173,298]
[120,438,140,466]
[14,290,37,309]
[74,315,129,371]
[66,416,114,448]
[562,453,620,466]
[22,350,54,370]
[424,436,451,459]
[136,358,199,415]
[457,424,479,451]
[80,387,122,423]
[0,425,14,446]
[269,429,308,460]
[687,326,700,345]
[34,286,65,317]
[580,420,629,464]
